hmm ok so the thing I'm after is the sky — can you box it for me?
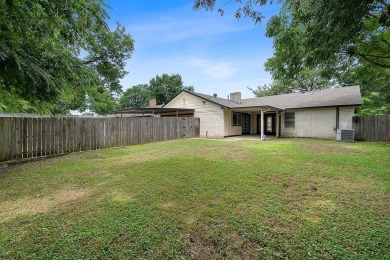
[104,1,281,99]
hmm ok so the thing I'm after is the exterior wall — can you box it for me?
[164,92,225,138]
[339,107,355,129]
[281,106,355,139]
[224,110,241,136]
[250,114,257,134]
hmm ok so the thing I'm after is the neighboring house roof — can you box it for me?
[109,107,194,116]
[173,86,362,110]
[144,104,164,108]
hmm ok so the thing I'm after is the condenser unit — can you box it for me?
[336,129,354,142]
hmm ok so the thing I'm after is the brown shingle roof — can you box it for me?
[183,86,362,110]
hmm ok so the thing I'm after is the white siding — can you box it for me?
[281,106,356,139]
[224,110,241,136]
[339,107,355,129]
[164,92,225,138]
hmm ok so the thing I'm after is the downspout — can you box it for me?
[336,107,340,131]
[276,111,280,138]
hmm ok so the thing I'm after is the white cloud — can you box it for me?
[184,58,236,79]
[126,11,253,43]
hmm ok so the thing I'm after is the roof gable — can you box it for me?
[164,91,223,109]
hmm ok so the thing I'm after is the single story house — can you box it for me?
[163,86,362,139]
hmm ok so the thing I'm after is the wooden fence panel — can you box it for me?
[0,117,9,161]
[0,116,200,162]
[353,115,390,142]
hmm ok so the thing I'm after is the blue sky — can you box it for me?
[104,1,281,99]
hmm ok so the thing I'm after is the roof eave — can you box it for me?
[178,90,229,108]
[284,104,362,110]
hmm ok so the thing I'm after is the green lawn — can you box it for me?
[0,138,389,259]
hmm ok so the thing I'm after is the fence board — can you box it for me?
[14,118,23,160]
[21,118,28,158]
[0,117,8,161]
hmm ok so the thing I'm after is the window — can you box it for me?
[266,116,272,132]
[232,112,242,126]
[284,112,295,128]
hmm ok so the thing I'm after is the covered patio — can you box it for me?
[228,106,283,139]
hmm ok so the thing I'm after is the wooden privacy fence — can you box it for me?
[0,116,200,162]
[353,115,390,142]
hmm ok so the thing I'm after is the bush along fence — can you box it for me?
[0,116,200,163]
[353,114,390,142]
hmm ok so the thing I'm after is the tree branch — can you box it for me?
[357,53,390,68]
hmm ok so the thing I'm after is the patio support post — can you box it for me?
[260,109,264,140]
[276,112,279,138]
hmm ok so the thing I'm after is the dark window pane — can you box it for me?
[284,112,295,128]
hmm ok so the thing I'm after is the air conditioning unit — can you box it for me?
[336,129,354,142]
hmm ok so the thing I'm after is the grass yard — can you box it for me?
[0,138,389,259]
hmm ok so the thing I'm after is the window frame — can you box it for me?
[232,112,242,126]
[284,112,295,128]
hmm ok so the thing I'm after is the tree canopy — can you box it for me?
[119,84,150,109]
[119,74,194,109]
[0,0,134,114]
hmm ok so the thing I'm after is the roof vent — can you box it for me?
[213,93,217,98]
[292,88,306,93]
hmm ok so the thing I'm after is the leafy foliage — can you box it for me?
[264,0,390,77]
[119,74,194,108]
[148,74,194,106]
[340,64,390,115]
[119,84,150,108]
[248,81,290,97]
[193,0,267,24]
[0,0,134,114]
[250,68,335,97]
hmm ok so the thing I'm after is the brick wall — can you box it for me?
[196,111,225,138]
[281,107,355,139]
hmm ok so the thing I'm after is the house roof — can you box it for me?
[109,107,195,116]
[177,86,362,110]
[143,104,164,108]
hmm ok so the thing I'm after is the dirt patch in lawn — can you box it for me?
[188,144,256,160]
[186,228,260,259]
[0,186,92,221]
[298,140,365,154]
[109,190,135,203]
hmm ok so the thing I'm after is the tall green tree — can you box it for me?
[0,0,134,114]
[119,84,150,108]
[249,68,335,97]
[340,64,390,115]
[148,74,194,105]
[119,74,194,108]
